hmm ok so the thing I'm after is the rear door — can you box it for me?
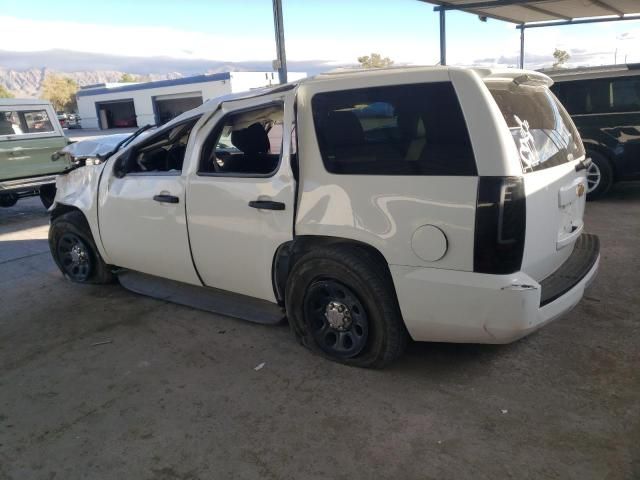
[185,92,296,302]
[489,82,587,281]
[0,105,67,181]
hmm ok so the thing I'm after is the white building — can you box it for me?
[76,71,306,130]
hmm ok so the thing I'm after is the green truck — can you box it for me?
[0,99,71,208]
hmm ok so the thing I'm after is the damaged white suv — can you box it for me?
[49,67,599,368]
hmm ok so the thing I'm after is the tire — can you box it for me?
[0,194,18,208]
[39,184,56,209]
[49,210,114,284]
[586,150,614,200]
[286,245,408,368]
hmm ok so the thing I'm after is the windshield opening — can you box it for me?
[488,83,585,173]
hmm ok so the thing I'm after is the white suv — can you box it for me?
[49,67,599,368]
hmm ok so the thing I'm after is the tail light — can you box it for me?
[474,176,526,274]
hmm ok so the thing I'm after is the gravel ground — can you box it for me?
[0,185,638,480]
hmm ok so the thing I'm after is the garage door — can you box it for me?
[154,93,203,125]
[97,99,137,129]
[96,99,138,129]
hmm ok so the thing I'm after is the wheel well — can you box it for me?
[585,145,617,180]
[50,203,83,222]
[272,236,393,305]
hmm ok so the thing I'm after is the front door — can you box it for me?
[98,117,202,285]
[186,94,296,302]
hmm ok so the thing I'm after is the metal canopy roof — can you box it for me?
[426,0,640,25]
[419,1,640,69]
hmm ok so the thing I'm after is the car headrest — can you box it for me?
[323,111,364,148]
[231,122,270,154]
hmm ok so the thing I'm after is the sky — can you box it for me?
[0,0,639,70]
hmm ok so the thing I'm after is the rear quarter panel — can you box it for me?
[295,70,501,271]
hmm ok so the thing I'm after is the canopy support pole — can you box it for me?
[272,0,288,84]
[519,25,525,69]
[439,8,447,66]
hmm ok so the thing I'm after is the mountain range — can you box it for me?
[0,49,342,98]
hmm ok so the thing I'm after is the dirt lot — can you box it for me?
[0,186,638,480]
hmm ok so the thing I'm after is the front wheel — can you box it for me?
[286,246,408,368]
[49,211,114,284]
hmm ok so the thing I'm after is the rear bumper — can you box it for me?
[390,234,600,344]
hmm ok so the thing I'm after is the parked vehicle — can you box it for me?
[48,67,599,367]
[548,64,640,199]
[1,99,70,208]
[57,112,69,129]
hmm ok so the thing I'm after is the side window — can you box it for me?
[0,111,22,135]
[311,82,477,176]
[0,109,54,136]
[126,117,199,174]
[611,77,640,112]
[559,77,640,115]
[23,110,54,133]
[199,104,284,175]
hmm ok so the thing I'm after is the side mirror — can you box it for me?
[113,151,131,178]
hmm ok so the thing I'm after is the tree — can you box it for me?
[0,85,14,98]
[120,73,137,83]
[357,53,394,69]
[552,48,570,69]
[40,74,78,112]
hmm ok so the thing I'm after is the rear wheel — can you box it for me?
[586,150,613,200]
[286,246,408,368]
[39,184,56,209]
[49,211,114,284]
[0,194,18,208]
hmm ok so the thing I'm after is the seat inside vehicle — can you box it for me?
[200,104,284,175]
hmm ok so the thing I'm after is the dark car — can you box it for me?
[547,64,640,199]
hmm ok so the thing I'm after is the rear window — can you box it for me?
[489,84,584,173]
[312,82,477,176]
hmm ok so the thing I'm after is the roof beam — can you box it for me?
[432,0,556,12]
[518,13,640,28]
[590,0,624,17]
[521,4,571,21]
[425,1,523,23]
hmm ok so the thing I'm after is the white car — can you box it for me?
[49,67,599,368]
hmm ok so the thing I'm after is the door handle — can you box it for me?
[153,194,179,204]
[248,200,285,210]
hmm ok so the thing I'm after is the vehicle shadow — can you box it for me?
[387,337,525,377]
[598,180,640,203]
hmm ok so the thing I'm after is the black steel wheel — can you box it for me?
[286,245,408,368]
[303,280,369,358]
[49,210,114,284]
[57,232,92,281]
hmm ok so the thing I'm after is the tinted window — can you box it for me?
[0,109,54,136]
[200,104,283,176]
[126,117,199,174]
[311,83,477,175]
[553,76,640,114]
[490,84,585,173]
